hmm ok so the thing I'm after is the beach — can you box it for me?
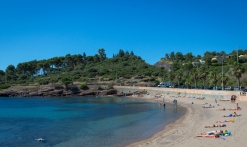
[128,95,247,147]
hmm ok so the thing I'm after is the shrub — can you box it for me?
[97,86,104,90]
[80,84,89,90]
[49,78,59,83]
[106,85,113,90]
[61,77,72,87]
[0,84,10,90]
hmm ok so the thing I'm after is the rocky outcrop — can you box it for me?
[98,89,117,96]
[0,85,124,97]
[77,91,96,96]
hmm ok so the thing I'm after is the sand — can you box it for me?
[128,95,247,147]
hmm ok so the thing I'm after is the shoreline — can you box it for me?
[127,95,247,147]
[126,96,191,147]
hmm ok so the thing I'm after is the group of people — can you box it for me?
[197,101,241,139]
[197,130,231,138]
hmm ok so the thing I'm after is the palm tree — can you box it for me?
[199,66,207,89]
[185,77,191,89]
[208,70,218,89]
[222,74,229,90]
[232,62,245,90]
[175,69,183,86]
[168,71,175,86]
[190,68,199,88]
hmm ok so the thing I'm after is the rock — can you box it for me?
[98,89,117,96]
[77,91,96,96]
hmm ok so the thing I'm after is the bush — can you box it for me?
[80,84,89,90]
[78,77,87,82]
[61,77,72,87]
[106,85,113,90]
[97,86,104,90]
[0,84,10,90]
[49,78,59,83]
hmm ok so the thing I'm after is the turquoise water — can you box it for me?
[0,97,186,147]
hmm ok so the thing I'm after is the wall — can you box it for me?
[114,86,247,101]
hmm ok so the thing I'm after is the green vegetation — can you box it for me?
[0,48,247,90]
[80,84,89,90]
[0,84,10,90]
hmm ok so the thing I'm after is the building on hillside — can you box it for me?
[239,54,247,58]
[191,59,205,67]
[211,56,222,62]
[211,55,231,62]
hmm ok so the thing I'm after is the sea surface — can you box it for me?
[0,97,186,147]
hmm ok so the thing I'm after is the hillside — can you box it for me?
[1,49,247,91]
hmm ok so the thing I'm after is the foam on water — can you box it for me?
[0,97,186,147]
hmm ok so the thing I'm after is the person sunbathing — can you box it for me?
[205,124,226,128]
[197,130,223,138]
[223,112,241,117]
[216,119,234,123]
[217,107,225,111]
[228,107,241,111]
[196,134,220,138]
[203,104,214,108]
[197,97,205,100]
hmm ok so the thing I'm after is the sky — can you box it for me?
[0,0,247,71]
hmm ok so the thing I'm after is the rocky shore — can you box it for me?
[0,85,134,97]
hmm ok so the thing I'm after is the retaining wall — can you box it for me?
[114,86,247,101]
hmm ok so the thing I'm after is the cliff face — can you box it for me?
[154,60,171,71]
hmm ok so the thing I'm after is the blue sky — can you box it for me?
[0,0,247,71]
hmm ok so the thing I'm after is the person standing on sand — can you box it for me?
[173,99,178,105]
[215,99,217,103]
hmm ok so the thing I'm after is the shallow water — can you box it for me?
[0,97,186,147]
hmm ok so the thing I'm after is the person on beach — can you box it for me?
[228,107,241,111]
[217,107,226,111]
[203,104,214,108]
[216,119,234,123]
[205,124,226,128]
[223,112,241,117]
[215,99,217,103]
[173,99,177,105]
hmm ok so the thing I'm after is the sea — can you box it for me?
[0,97,186,147]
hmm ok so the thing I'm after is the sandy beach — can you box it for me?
[128,95,247,147]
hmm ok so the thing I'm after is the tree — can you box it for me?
[175,52,183,61]
[170,51,175,61]
[168,71,175,85]
[208,70,218,89]
[184,52,193,62]
[232,62,245,90]
[117,49,125,57]
[98,48,106,60]
[199,66,207,89]
[5,65,17,81]
[165,53,170,59]
[190,68,199,88]
[175,69,183,86]
[61,77,72,88]
[0,70,5,83]
[222,74,229,90]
